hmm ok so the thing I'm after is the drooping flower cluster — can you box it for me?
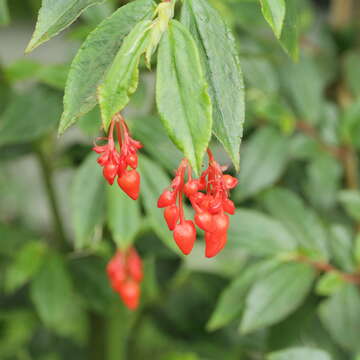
[157,150,238,258]
[106,247,143,310]
[93,113,142,200]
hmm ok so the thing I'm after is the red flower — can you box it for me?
[157,149,238,257]
[93,113,142,200]
[106,247,143,310]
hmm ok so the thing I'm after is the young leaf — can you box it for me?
[315,271,344,296]
[262,188,329,260]
[240,262,315,334]
[0,87,62,146]
[26,0,105,53]
[59,0,155,134]
[279,0,299,60]
[267,347,331,360]
[235,127,291,200]
[72,153,105,249]
[156,20,212,174]
[4,241,47,294]
[98,20,152,130]
[139,155,179,253]
[207,260,277,331]
[107,184,141,249]
[260,0,286,38]
[227,209,297,257]
[319,284,360,351]
[181,0,244,170]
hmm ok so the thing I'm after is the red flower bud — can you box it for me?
[205,231,227,258]
[119,280,140,310]
[223,174,238,189]
[184,180,199,197]
[157,190,176,208]
[127,248,143,282]
[173,220,196,255]
[223,199,235,215]
[194,211,215,233]
[164,204,179,231]
[213,212,229,234]
[117,170,140,200]
[103,162,118,185]
[127,153,138,169]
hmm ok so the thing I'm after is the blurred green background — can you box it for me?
[1,0,360,359]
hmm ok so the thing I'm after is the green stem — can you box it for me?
[35,146,67,249]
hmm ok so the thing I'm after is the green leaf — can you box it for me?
[319,284,360,351]
[59,0,155,134]
[315,271,344,296]
[72,152,105,249]
[281,55,325,124]
[0,87,62,146]
[107,184,141,249]
[235,127,291,200]
[355,234,360,266]
[267,347,332,360]
[338,190,360,221]
[279,0,299,60]
[30,253,74,331]
[262,188,329,260]
[5,241,47,294]
[181,0,245,170]
[207,260,276,331]
[98,19,152,130]
[156,20,212,174]
[0,0,10,26]
[139,155,179,253]
[227,209,297,256]
[260,0,286,38]
[26,0,105,52]
[131,115,182,172]
[329,225,355,272]
[343,51,360,98]
[240,262,315,333]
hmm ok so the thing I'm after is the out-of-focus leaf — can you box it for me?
[329,225,355,272]
[131,115,182,172]
[59,0,155,133]
[0,223,37,257]
[0,310,37,358]
[227,209,297,256]
[338,190,360,221]
[156,20,212,174]
[235,127,290,200]
[304,152,342,211]
[81,1,114,25]
[70,257,114,314]
[240,262,315,333]
[30,252,87,340]
[262,188,329,260]
[207,260,277,331]
[72,153,105,249]
[319,284,360,352]
[4,241,46,294]
[281,56,325,124]
[107,184,141,249]
[340,100,360,148]
[26,0,105,52]
[267,347,331,360]
[315,271,344,296]
[260,0,285,38]
[98,20,152,130]
[139,155,179,253]
[344,51,360,98]
[278,0,299,60]
[355,234,360,266]
[0,0,10,26]
[0,87,62,146]
[181,0,245,170]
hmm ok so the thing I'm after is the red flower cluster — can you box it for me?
[93,114,142,200]
[106,247,143,310]
[157,150,238,258]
